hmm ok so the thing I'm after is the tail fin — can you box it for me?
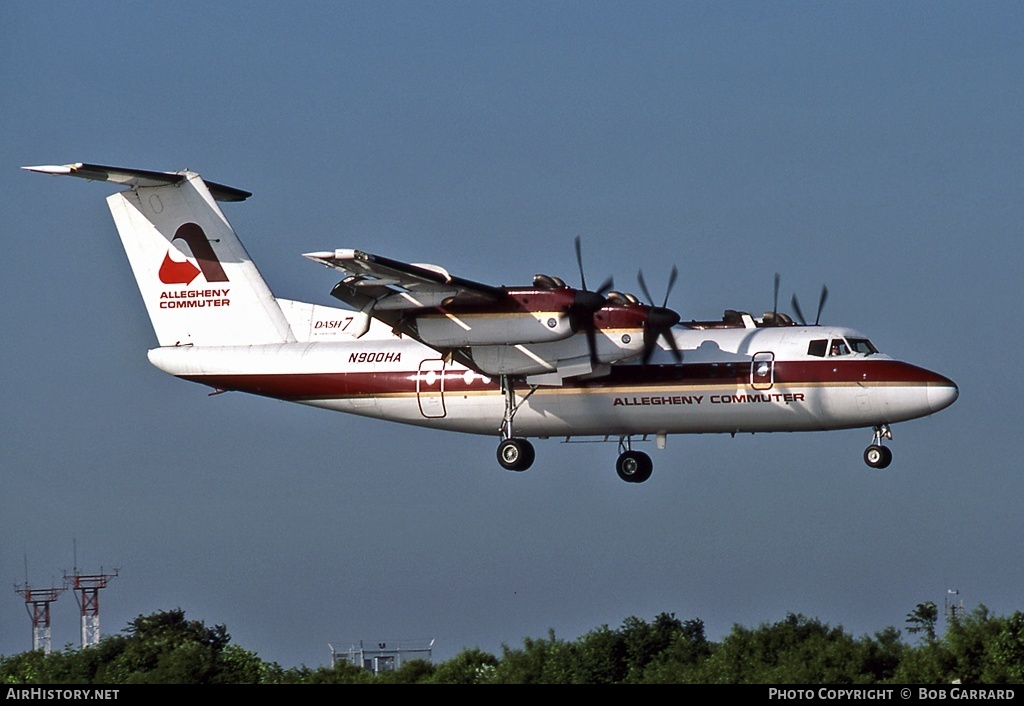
[24,163,295,347]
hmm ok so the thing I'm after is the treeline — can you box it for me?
[2,605,1023,684]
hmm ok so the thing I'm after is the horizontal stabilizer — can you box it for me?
[22,162,251,202]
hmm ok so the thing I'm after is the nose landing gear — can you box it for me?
[864,424,893,469]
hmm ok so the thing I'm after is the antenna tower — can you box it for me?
[945,588,965,622]
[65,567,119,648]
[14,582,66,654]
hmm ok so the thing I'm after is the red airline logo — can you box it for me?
[158,222,229,285]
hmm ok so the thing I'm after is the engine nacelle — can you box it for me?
[415,310,576,347]
[468,329,645,377]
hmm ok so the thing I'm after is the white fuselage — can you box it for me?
[147,323,958,439]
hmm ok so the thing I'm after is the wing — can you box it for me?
[304,249,505,312]
[304,249,510,367]
[306,248,653,382]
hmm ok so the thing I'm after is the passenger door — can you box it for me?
[416,358,447,418]
[750,351,774,391]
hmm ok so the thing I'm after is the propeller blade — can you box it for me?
[638,266,680,308]
[815,285,829,325]
[773,273,780,318]
[662,265,678,308]
[574,236,613,296]
[637,269,655,305]
[585,323,599,367]
[636,267,682,364]
[791,285,829,326]
[641,327,659,364]
[574,236,587,291]
[791,293,807,326]
[663,329,682,363]
[640,306,681,364]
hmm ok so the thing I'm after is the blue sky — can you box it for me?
[2,2,1022,668]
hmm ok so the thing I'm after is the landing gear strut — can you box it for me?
[496,375,536,472]
[864,424,893,469]
[616,437,653,483]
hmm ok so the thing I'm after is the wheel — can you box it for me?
[497,438,535,472]
[616,450,653,483]
[864,445,893,469]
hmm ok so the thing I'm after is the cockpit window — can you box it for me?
[810,337,877,357]
[847,338,878,355]
[829,339,850,357]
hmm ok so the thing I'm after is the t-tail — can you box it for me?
[23,163,296,347]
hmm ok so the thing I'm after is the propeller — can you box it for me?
[569,236,615,365]
[773,272,781,320]
[636,266,682,363]
[763,272,791,326]
[574,236,614,300]
[791,284,829,326]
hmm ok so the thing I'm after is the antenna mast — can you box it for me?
[65,567,119,648]
[15,558,66,654]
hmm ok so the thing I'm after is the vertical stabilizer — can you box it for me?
[26,164,295,347]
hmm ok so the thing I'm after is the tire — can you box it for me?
[616,450,653,483]
[864,445,893,469]
[497,438,535,472]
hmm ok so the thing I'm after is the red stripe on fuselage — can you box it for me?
[180,359,953,401]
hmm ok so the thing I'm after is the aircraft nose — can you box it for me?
[927,377,959,414]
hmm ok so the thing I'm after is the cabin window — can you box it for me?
[807,339,827,357]
[829,339,850,357]
[710,362,736,378]
[848,338,878,355]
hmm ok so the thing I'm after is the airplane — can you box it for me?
[24,162,959,483]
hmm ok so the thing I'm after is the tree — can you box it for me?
[377,658,434,684]
[430,648,498,684]
[572,625,628,684]
[102,608,264,684]
[640,618,712,684]
[489,630,574,684]
[620,612,684,678]
[942,605,1005,683]
[279,661,375,684]
[906,602,939,643]
[991,611,1024,681]
[858,626,903,683]
[699,613,872,683]
[6,604,1024,685]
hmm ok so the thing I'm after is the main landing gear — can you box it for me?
[497,437,534,472]
[494,375,655,483]
[864,424,893,469]
[615,438,653,484]
[496,376,537,472]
